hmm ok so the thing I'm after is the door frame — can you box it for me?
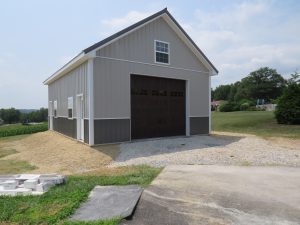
[130,74,187,139]
[49,101,53,130]
[76,94,84,142]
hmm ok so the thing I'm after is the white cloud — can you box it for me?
[179,1,300,87]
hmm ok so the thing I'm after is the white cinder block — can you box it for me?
[36,182,55,193]
[0,188,32,196]
[2,180,18,190]
[24,179,38,190]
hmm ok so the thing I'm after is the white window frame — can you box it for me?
[53,100,58,118]
[154,40,170,65]
[67,97,74,119]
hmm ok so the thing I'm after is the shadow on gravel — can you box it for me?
[115,134,243,163]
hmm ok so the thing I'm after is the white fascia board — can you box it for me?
[162,15,218,76]
[43,52,93,85]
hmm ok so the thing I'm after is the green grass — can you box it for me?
[0,160,37,174]
[0,165,162,225]
[212,111,300,138]
[0,148,18,158]
[0,122,48,137]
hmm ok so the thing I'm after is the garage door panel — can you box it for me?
[131,75,185,139]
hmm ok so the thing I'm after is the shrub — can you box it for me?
[240,102,250,111]
[275,83,300,124]
[219,102,239,112]
[239,99,255,106]
[0,123,48,137]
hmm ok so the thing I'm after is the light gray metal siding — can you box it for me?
[48,62,89,118]
[93,58,209,119]
[93,17,210,121]
[96,17,209,72]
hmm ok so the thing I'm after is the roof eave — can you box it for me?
[43,52,92,85]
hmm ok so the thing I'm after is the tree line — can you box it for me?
[0,108,48,124]
[212,67,300,124]
[212,67,287,103]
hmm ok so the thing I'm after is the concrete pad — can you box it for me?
[70,185,143,221]
[122,166,300,225]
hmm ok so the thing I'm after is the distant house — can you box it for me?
[211,100,226,111]
[43,8,218,145]
[0,118,3,125]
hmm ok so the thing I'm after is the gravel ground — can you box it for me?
[111,134,300,167]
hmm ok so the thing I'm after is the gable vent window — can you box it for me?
[155,40,169,64]
[68,97,73,119]
[53,100,58,118]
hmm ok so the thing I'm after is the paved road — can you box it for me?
[122,165,300,225]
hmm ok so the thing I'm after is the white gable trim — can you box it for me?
[162,14,217,75]
[44,11,217,85]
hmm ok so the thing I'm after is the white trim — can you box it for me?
[189,115,209,117]
[76,94,85,142]
[49,101,53,130]
[53,100,58,118]
[154,40,170,65]
[43,52,88,85]
[95,56,210,75]
[67,96,74,120]
[208,75,212,133]
[87,59,94,145]
[162,14,218,75]
[185,80,190,136]
[89,17,162,54]
[94,117,130,120]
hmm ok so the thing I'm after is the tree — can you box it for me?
[21,108,48,123]
[235,67,286,102]
[275,72,300,124]
[287,71,300,85]
[212,84,232,100]
[275,83,300,124]
[0,108,21,124]
[228,82,240,101]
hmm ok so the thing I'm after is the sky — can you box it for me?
[0,0,299,108]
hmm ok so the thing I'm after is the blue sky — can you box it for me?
[0,0,299,108]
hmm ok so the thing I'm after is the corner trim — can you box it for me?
[88,58,94,145]
[209,75,211,133]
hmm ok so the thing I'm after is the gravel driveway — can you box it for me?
[111,134,300,167]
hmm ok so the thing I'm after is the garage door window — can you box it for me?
[155,40,169,64]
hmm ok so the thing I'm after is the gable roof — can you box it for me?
[44,8,218,85]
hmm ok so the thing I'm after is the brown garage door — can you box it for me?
[131,74,186,139]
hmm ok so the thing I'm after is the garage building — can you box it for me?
[43,8,218,145]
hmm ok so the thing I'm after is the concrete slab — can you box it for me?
[70,185,143,221]
[122,165,300,225]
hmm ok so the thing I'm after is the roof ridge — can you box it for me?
[83,8,168,53]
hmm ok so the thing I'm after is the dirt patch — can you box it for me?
[0,131,120,175]
[266,137,300,150]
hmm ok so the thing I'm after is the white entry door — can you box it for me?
[76,95,84,141]
[49,101,53,130]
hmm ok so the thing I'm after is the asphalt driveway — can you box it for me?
[122,165,300,225]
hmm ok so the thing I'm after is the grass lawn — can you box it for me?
[0,165,161,225]
[212,111,300,139]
